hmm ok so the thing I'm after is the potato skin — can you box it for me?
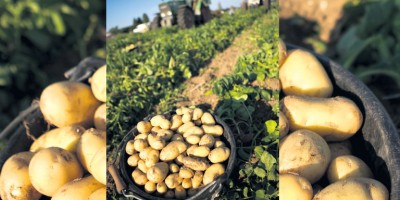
[88,187,106,200]
[279,112,289,139]
[40,81,101,128]
[327,155,373,183]
[90,65,106,102]
[279,49,333,97]
[279,129,330,183]
[314,178,388,200]
[0,152,41,200]
[76,128,106,171]
[279,173,313,200]
[208,147,230,163]
[278,39,287,67]
[29,147,83,197]
[182,157,210,171]
[89,146,107,185]
[281,95,363,141]
[52,176,103,200]
[147,162,169,183]
[203,163,225,185]
[94,103,106,131]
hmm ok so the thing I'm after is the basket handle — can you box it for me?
[108,164,127,194]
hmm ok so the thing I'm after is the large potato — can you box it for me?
[279,173,313,200]
[314,178,388,200]
[281,95,363,141]
[327,155,373,183]
[279,129,330,183]
[90,65,106,102]
[89,146,106,185]
[0,152,41,200]
[89,187,106,200]
[29,147,83,196]
[52,176,103,200]
[76,128,106,171]
[30,125,85,152]
[40,81,101,128]
[94,103,106,131]
[279,49,333,97]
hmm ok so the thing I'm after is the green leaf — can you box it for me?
[265,120,277,134]
[50,11,65,35]
[243,187,249,197]
[254,146,264,158]
[254,167,266,178]
[255,189,267,199]
[261,151,276,170]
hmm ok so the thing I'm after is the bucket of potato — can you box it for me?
[0,57,106,200]
[109,107,237,200]
[278,41,400,200]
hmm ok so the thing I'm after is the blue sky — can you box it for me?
[107,0,243,30]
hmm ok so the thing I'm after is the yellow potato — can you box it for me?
[183,126,204,138]
[327,155,373,183]
[144,181,156,193]
[148,134,166,150]
[94,103,106,131]
[127,154,140,167]
[125,140,136,155]
[182,157,210,171]
[279,39,287,67]
[182,112,193,123]
[199,134,215,148]
[279,49,333,97]
[279,173,313,200]
[89,145,106,185]
[132,168,148,186]
[165,174,183,189]
[40,81,101,128]
[185,135,201,145]
[175,185,187,199]
[279,112,289,139]
[160,141,187,161]
[0,152,41,200]
[281,96,363,141]
[88,187,106,200]
[138,160,149,173]
[203,163,225,185]
[147,162,169,183]
[157,182,168,194]
[182,178,192,189]
[133,139,149,152]
[90,65,106,102]
[150,115,171,130]
[202,125,223,136]
[208,147,230,163]
[187,145,210,158]
[29,147,83,196]
[171,115,183,130]
[179,166,194,179]
[192,108,204,120]
[52,176,103,200]
[177,122,195,134]
[137,121,152,134]
[191,171,203,189]
[200,112,215,125]
[30,125,85,152]
[76,128,106,171]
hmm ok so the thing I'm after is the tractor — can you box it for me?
[150,0,212,29]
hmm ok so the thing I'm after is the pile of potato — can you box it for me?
[278,40,389,200]
[126,107,231,199]
[0,65,107,200]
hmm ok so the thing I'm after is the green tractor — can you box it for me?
[150,0,212,29]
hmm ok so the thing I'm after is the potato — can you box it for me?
[169,163,180,173]
[199,134,215,148]
[147,162,169,183]
[125,140,136,155]
[279,49,333,97]
[176,107,192,115]
[185,135,201,145]
[279,129,330,183]
[160,141,187,161]
[148,134,166,150]
[94,103,106,131]
[132,168,148,186]
[187,145,210,158]
[165,174,183,189]
[175,154,185,165]
[327,155,373,183]
[278,39,287,66]
[144,148,160,168]
[202,125,223,136]
[90,65,106,102]
[52,176,103,200]
[144,181,156,193]
[139,147,153,160]
[182,112,193,123]
[214,140,226,148]
[179,166,194,179]
[281,96,363,141]
[151,126,162,134]
[208,147,230,163]
[201,112,215,125]
[134,139,149,152]
[134,133,148,140]
[0,152,41,200]
[314,177,388,200]
[76,128,106,171]
[182,157,210,171]
[194,119,202,126]
[175,185,187,199]
[30,125,84,152]
[279,173,313,200]
[183,126,204,138]
[182,178,192,189]
[164,190,175,198]
[328,140,352,161]
[157,129,173,141]
[29,147,83,196]
[89,145,106,184]
[177,122,195,134]
[203,163,225,185]
[40,81,101,128]
[89,187,106,200]
[171,115,183,130]
[191,171,203,189]
[137,121,152,134]
[279,112,289,139]
[192,108,204,120]
[157,182,168,194]
[138,160,149,173]
[171,134,184,141]
[150,115,171,129]
[127,154,140,167]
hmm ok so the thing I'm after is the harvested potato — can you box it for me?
[90,65,106,102]
[157,182,168,194]
[194,119,202,126]
[314,178,388,200]
[148,134,166,150]
[182,157,210,171]
[214,140,226,148]
[30,125,84,152]
[89,146,106,184]
[144,181,156,193]
[279,112,289,139]
[203,163,225,185]
[202,125,223,136]
[135,133,148,140]
[201,112,215,125]
[29,147,83,196]
[40,81,101,128]
[164,190,175,198]
[191,171,203,188]
[160,141,187,161]
[0,152,41,200]
[52,176,103,200]
[137,121,152,134]
[169,163,179,173]
[185,135,201,145]
[147,162,169,183]
[199,134,215,148]
[150,115,171,130]
[279,173,313,200]
[171,115,183,130]
[175,185,187,199]
[89,187,106,200]
[327,155,373,183]
[183,126,204,138]
[157,129,173,141]
[179,166,194,179]
[165,174,183,189]
[177,122,195,134]
[192,108,204,120]
[76,128,106,171]
[138,160,149,173]
[171,134,184,141]
[328,140,352,161]
[208,147,230,163]
[143,148,160,168]
[279,129,330,183]
[134,139,149,152]
[182,112,193,123]
[182,178,192,189]
[132,168,148,186]
[151,126,162,134]
[187,145,210,158]
[281,96,363,141]
[125,140,136,155]
[94,103,106,131]
[279,49,333,97]
[139,147,153,160]
[278,39,287,66]
[127,154,140,167]
[175,154,185,165]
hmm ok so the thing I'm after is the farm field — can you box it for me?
[107,4,279,200]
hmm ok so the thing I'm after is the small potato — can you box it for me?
[278,38,287,67]
[134,133,148,140]
[160,141,188,161]
[203,163,225,185]
[281,96,363,141]
[147,162,169,183]
[328,140,352,161]
[138,160,149,173]
[127,154,140,167]
[144,149,160,168]
[157,129,174,141]
[279,129,331,184]
[185,135,201,145]
[145,181,157,193]
[137,121,152,134]
[208,147,230,163]
[192,108,204,120]
[176,107,192,115]
[134,139,149,152]
[90,65,106,102]
[187,145,210,158]
[182,157,210,171]
[148,134,166,150]
[165,174,183,189]
[182,178,192,189]
[164,190,175,198]
[139,147,153,160]
[52,176,103,200]
[179,166,194,179]
[201,112,216,125]
[202,125,223,136]
[89,187,106,200]
[132,168,148,186]
[183,126,204,138]
[171,134,184,141]
[151,126,162,134]
[279,173,313,200]
[169,163,180,173]
[314,178,388,200]
[126,140,136,155]
[157,182,168,194]
[177,122,195,134]
[94,103,106,131]
[76,128,106,171]
[327,155,373,183]
[279,112,289,139]
[150,115,171,129]
[175,185,187,199]
[171,115,183,130]
[199,134,215,148]
[182,112,193,123]
[214,140,226,148]
[191,171,203,189]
